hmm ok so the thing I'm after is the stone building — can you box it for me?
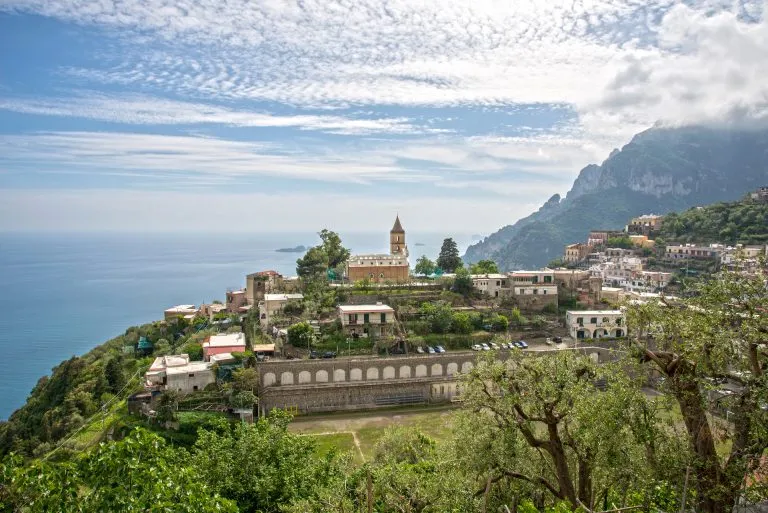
[258,293,304,327]
[347,216,410,283]
[338,303,396,338]
[566,310,626,339]
[564,243,590,263]
[626,214,663,236]
[471,273,509,298]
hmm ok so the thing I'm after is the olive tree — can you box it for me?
[626,267,768,513]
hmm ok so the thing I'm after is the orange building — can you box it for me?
[347,216,410,283]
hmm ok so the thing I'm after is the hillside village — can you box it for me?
[139,188,767,419]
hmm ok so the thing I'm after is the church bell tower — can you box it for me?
[390,215,407,256]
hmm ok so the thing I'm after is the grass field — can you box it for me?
[289,405,458,463]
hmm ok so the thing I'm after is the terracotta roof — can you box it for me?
[391,215,404,233]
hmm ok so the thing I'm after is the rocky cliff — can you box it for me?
[464,126,768,270]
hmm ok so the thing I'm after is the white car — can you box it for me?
[489,342,499,350]
[545,338,553,346]
[471,344,482,351]
[481,343,491,351]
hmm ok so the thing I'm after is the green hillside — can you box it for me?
[657,199,768,245]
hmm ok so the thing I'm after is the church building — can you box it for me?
[346,216,410,283]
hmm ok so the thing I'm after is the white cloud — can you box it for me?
[0,188,529,233]
[0,93,444,135]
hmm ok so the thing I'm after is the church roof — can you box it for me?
[391,215,404,233]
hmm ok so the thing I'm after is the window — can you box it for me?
[189,373,195,377]
[381,313,386,323]
[602,317,609,323]
[616,318,622,326]
[533,289,538,295]
[379,273,385,278]
[544,276,552,283]
[577,317,583,326]
[496,281,500,286]
[591,317,597,324]
[543,290,547,294]
[364,313,370,323]
[532,276,539,283]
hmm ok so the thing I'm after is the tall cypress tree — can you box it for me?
[436,238,462,273]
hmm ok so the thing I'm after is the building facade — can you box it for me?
[665,244,725,261]
[258,293,305,327]
[471,274,509,298]
[347,216,410,283]
[338,303,396,338]
[144,354,215,394]
[566,310,626,339]
[163,304,198,321]
[627,214,663,236]
[564,243,590,263]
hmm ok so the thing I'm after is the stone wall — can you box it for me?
[256,347,622,415]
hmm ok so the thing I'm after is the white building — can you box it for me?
[338,303,395,337]
[202,332,247,361]
[164,304,198,321]
[144,354,215,394]
[258,293,304,326]
[566,310,626,339]
[471,274,508,298]
[508,270,558,297]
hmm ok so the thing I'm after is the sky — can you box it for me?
[1,0,767,233]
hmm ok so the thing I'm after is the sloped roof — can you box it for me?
[391,215,404,233]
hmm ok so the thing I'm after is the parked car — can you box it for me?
[517,340,529,349]
[481,343,491,351]
[545,338,553,345]
[416,346,425,354]
[427,346,436,354]
[435,345,446,353]
[553,336,563,344]
[256,351,267,361]
[472,344,482,351]
[309,351,320,359]
[322,351,337,359]
[489,342,499,350]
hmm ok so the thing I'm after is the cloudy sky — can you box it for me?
[1,0,766,233]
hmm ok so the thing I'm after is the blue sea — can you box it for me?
[0,231,473,419]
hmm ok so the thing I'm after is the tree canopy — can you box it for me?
[436,238,462,273]
[469,259,499,274]
[414,255,435,278]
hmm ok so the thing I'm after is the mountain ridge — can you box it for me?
[464,125,768,270]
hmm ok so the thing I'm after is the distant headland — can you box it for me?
[275,245,307,253]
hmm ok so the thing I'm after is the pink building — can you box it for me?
[202,332,246,361]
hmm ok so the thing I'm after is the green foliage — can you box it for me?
[156,390,180,424]
[436,238,462,273]
[509,307,528,326]
[0,429,237,512]
[658,200,768,245]
[490,313,509,331]
[296,229,351,281]
[231,367,260,393]
[451,312,472,334]
[451,266,474,296]
[419,301,453,334]
[605,235,634,249]
[179,341,204,361]
[414,255,436,277]
[192,411,344,513]
[469,259,499,274]
[287,321,314,348]
[296,246,329,280]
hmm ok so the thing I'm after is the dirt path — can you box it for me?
[297,430,365,462]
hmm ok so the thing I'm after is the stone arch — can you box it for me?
[446,362,458,376]
[593,329,608,338]
[383,366,395,379]
[399,365,411,378]
[263,372,276,387]
[366,367,379,380]
[350,368,363,381]
[431,363,443,376]
[577,329,589,339]
[298,371,311,384]
[316,370,329,383]
[614,328,624,338]
[280,371,294,385]
[415,364,427,377]
[334,369,346,382]
[461,362,474,373]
